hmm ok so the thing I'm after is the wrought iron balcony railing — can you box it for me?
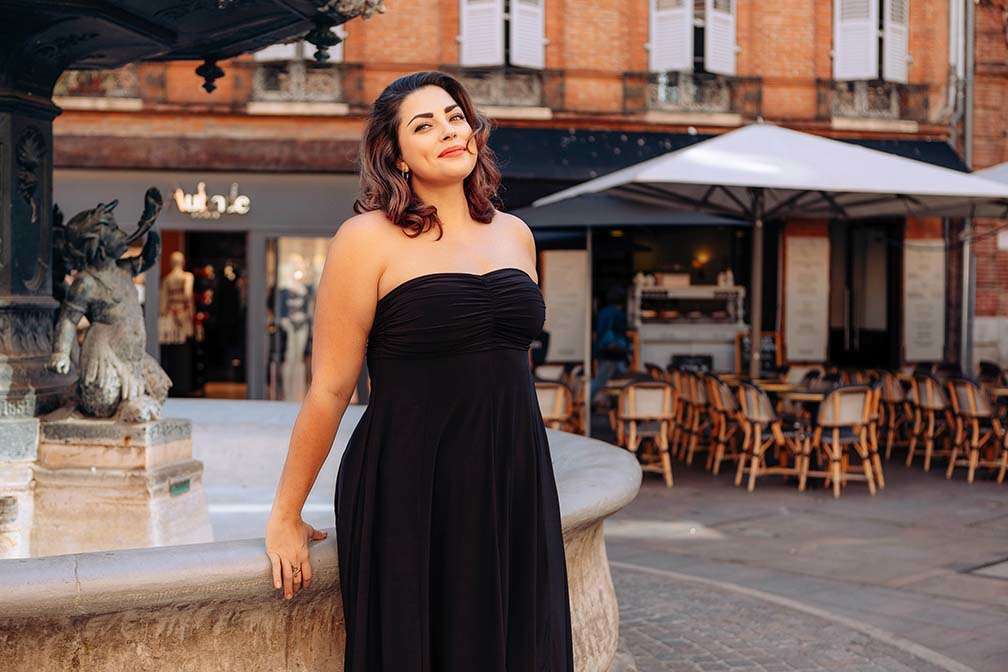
[623,71,762,118]
[816,79,930,123]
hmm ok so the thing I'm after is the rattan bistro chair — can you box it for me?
[669,368,690,455]
[946,378,1008,484]
[705,374,743,475]
[878,371,910,461]
[906,374,954,471]
[535,381,575,432]
[683,371,712,465]
[807,385,877,498]
[735,383,807,492]
[616,381,675,488]
[864,381,886,489]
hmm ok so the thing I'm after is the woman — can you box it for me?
[264,71,575,671]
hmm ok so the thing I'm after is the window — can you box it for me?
[648,0,736,76]
[458,0,545,69]
[252,26,346,64]
[833,0,908,83]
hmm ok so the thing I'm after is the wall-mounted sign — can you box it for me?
[173,181,251,219]
[784,236,829,362]
[904,239,945,362]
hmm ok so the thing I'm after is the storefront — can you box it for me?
[54,168,360,401]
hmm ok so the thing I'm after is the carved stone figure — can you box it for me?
[47,188,171,422]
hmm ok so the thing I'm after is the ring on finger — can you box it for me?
[291,565,301,578]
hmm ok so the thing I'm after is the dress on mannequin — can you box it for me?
[159,252,195,344]
[159,251,196,395]
[277,260,313,402]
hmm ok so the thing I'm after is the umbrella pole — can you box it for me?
[749,195,765,380]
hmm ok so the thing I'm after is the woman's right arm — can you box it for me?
[265,214,384,599]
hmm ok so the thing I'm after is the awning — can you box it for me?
[533,124,1008,219]
[510,192,745,228]
[974,161,1008,184]
[488,126,970,182]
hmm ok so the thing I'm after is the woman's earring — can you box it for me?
[401,166,410,179]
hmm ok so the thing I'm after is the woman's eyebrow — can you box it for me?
[407,104,460,125]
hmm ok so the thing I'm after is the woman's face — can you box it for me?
[396,85,477,186]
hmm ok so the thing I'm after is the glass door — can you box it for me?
[266,236,330,401]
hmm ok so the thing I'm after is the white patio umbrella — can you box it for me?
[534,123,1008,381]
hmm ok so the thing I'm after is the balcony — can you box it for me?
[816,79,930,131]
[623,71,762,125]
[52,64,142,110]
[245,60,363,114]
[440,65,562,119]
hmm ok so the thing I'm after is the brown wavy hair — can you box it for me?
[353,71,502,239]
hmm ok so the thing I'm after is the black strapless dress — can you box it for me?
[335,267,575,672]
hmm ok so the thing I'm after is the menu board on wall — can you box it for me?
[784,236,830,362]
[541,249,588,361]
[903,240,945,362]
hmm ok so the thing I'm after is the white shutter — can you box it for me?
[883,0,909,83]
[833,0,879,80]
[649,0,693,72]
[949,0,964,78]
[254,40,299,62]
[459,0,505,66]
[509,0,545,69]
[705,0,736,76]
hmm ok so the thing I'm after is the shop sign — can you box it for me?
[173,181,251,219]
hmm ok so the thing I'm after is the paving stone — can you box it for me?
[613,565,953,672]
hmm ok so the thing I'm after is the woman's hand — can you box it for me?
[265,512,328,599]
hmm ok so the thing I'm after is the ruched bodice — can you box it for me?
[335,266,574,672]
[366,267,545,359]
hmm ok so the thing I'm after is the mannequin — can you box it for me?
[159,251,195,344]
[159,251,196,395]
[277,253,313,401]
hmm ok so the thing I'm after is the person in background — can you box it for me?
[591,284,629,404]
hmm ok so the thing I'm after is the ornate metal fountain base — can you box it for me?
[22,409,212,558]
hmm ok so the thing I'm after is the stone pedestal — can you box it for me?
[0,418,38,558]
[30,409,212,557]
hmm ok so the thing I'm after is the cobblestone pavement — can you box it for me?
[611,564,952,672]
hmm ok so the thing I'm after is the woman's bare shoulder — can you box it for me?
[329,210,396,263]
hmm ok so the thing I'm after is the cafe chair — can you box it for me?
[946,378,1008,484]
[864,381,886,489]
[734,383,807,493]
[704,374,743,475]
[616,381,676,488]
[906,374,954,471]
[683,371,712,466]
[878,371,910,462]
[807,385,878,498]
[566,374,587,435]
[533,363,567,382]
[668,368,690,456]
[535,381,576,432]
[644,362,666,381]
[978,360,1005,386]
[782,364,823,385]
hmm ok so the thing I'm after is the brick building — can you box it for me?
[50,1,983,398]
[969,1,1008,368]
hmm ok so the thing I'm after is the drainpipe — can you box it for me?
[961,0,976,374]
